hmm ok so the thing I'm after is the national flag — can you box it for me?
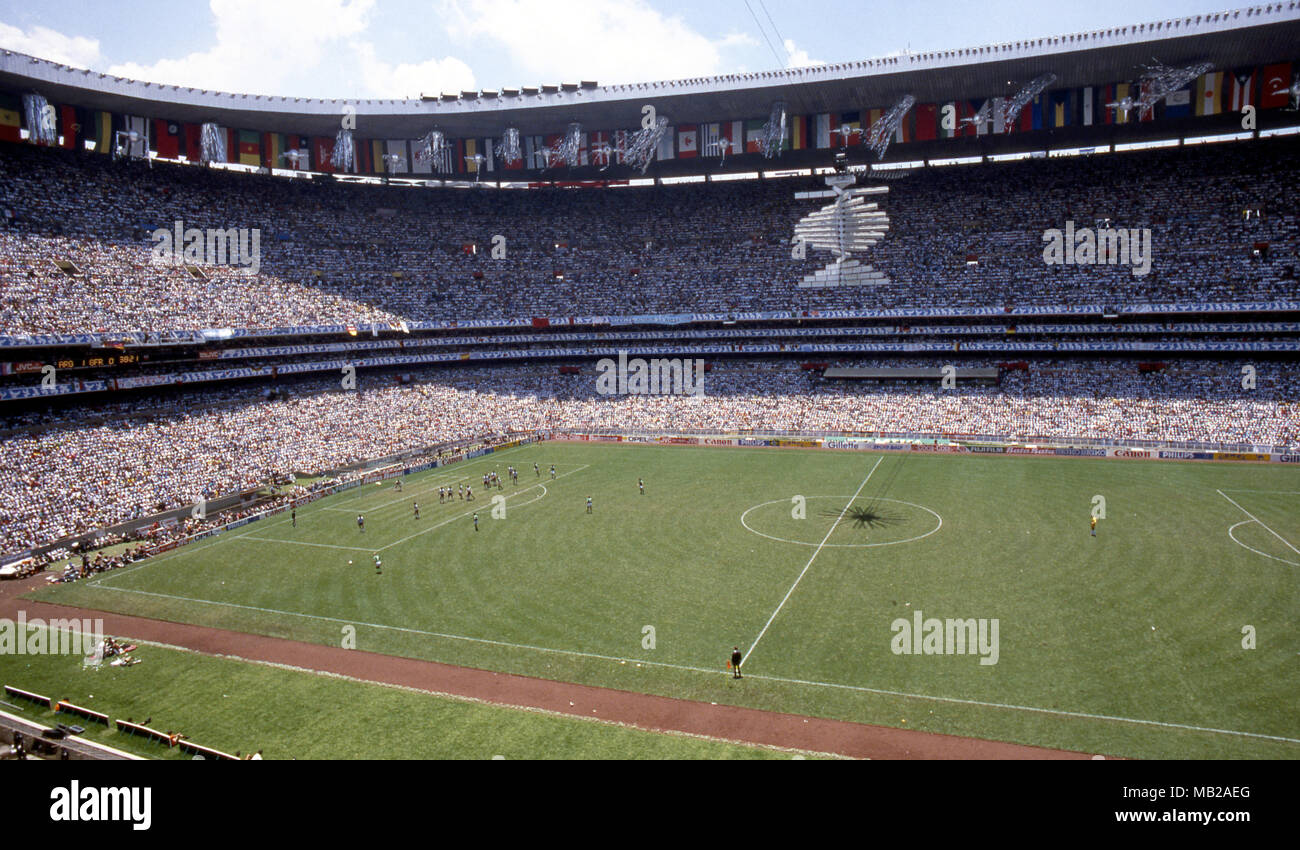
[465,138,482,172]
[914,103,937,141]
[1029,94,1044,131]
[589,130,610,167]
[790,115,811,150]
[183,123,202,160]
[1195,72,1223,116]
[1081,88,1095,126]
[482,138,496,171]
[410,136,433,174]
[677,124,698,158]
[656,125,675,161]
[0,94,20,143]
[1260,63,1293,108]
[262,132,282,168]
[543,134,563,168]
[744,118,766,153]
[156,120,182,158]
[1228,68,1256,112]
[92,110,113,153]
[1050,90,1072,127]
[58,105,79,149]
[719,120,743,156]
[370,139,385,173]
[313,136,336,173]
[234,130,259,165]
[813,113,832,148]
[1163,87,1192,119]
[287,134,309,170]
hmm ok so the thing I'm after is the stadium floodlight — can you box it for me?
[865,95,915,160]
[464,153,487,182]
[959,100,992,133]
[589,142,617,171]
[1104,94,1140,122]
[834,124,864,149]
[112,129,151,167]
[705,136,734,167]
[380,152,404,183]
[23,93,55,146]
[999,74,1058,132]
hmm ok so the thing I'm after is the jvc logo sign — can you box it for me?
[595,351,705,397]
[150,219,261,275]
[50,781,151,831]
[1042,220,1152,277]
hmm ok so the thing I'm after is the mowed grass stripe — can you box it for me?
[34,443,1300,758]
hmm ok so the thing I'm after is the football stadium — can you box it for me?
[0,0,1298,777]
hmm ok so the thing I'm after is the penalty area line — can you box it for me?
[1216,489,1300,559]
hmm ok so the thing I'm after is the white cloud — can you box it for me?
[0,21,102,68]
[782,38,824,69]
[440,0,748,85]
[106,0,376,96]
[352,41,475,99]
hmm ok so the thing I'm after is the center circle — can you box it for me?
[740,496,943,548]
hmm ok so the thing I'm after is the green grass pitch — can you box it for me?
[0,629,810,760]
[26,442,1300,758]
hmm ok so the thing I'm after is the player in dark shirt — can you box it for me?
[731,647,743,679]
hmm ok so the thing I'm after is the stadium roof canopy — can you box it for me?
[1,3,1298,140]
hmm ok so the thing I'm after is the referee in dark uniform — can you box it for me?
[731,646,743,679]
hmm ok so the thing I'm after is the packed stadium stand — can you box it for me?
[1,136,1297,332]
[1,4,1298,566]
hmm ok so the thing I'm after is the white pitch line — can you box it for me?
[1217,489,1300,558]
[378,465,588,552]
[1227,520,1300,567]
[87,583,1300,746]
[231,536,375,553]
[321,446,532,512]
[744,455,883,666]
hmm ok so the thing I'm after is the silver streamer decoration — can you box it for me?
[761,101,787,159]
[621,115,669,174]
[559,122,583,167]
[1281,73,1300,110]
[23,93,56,145]
[331,128,355,172]
[1000,73,1057,131]
[414,130,451,173]
[1136,60,1213,113]
[200,122,226,164]
[496,127,522,166]
[865,95,915,160]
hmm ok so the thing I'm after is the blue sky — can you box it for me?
[0,0,1241,99]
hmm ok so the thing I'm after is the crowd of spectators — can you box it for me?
[1,357,1295,555]
[0,135,1296,334]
